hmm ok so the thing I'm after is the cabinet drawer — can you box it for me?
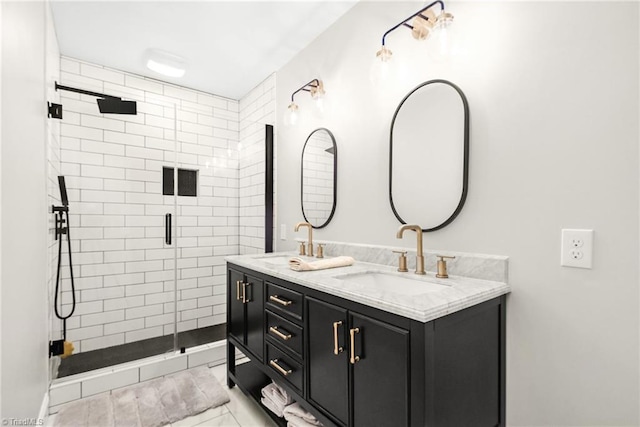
[266,310,303,359]
[266,343,303,393]
[266,282,303,322]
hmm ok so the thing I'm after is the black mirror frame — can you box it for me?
[301,127,338,229]
[389,79,470,232]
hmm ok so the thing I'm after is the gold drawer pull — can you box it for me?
[269,295,292,306]
[350,327,360,364]
[269,359,292,376]
[269,326,292,341]
[333,321,343,355]
[242,282,251,304]
[236,280,242,301]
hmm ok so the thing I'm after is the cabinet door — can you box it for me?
[350,312,409,427]
[228,268,245,344]
[244,274,264,361]
[307,298,348,426]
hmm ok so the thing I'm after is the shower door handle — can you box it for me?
[165,213,172,245]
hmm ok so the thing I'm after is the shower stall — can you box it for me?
[47,56,273,383]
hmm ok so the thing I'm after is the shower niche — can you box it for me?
[162,167,198,197]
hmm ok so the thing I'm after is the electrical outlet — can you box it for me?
[561,229,593,269]
[571,237,584,248]
[280,224,286,240]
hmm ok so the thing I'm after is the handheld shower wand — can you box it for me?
[50,176,76,358]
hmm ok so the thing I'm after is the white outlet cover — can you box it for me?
[280,224,286,240]
[561,229,594,269]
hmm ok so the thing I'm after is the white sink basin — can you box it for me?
[334,271,449,296]
[257,256,292,266]
[255,254,317,266]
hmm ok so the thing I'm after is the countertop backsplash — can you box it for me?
[294,239,509,283]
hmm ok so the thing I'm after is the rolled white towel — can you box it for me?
[260,382,293,416]
[262,382,293,408]
[261,383,278,399]
[289,256,354,272]
[287,419,323,427]
[261,396,284,418]
[283,402,322,426]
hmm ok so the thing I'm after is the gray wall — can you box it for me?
[276,2,639,425]
[1,1,49,418]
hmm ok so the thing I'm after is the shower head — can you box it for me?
[53,82,137,116]
[97,97,137,115]
[58,176,69,207]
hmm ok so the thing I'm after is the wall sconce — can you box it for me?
[285,79,325,126]
[371,1,453,83]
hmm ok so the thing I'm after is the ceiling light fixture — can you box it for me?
[375,1,454,64]
[285,79,325,126]
[145,49,186,78]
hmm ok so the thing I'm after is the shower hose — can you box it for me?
[54,209,75,341]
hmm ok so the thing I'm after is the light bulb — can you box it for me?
[310,80,325,100]
[370,46,392,86]
[430,12,455,60]
[376,45,392,62]
[435,11,454,30]
[285,102,299,127]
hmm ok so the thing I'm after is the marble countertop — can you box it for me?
[226,252,510,323]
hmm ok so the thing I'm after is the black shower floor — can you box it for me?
[56,324,226,378]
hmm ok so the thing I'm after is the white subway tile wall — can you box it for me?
[57,57,240,353]
[238,74,276,254]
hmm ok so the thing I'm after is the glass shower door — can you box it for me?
[174,103,233,352]
[51,77,178,378]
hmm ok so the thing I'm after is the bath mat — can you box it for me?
[53,366,230,427]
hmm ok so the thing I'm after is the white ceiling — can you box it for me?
[51,1,357,100]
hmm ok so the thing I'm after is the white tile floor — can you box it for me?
[47,364,279,427]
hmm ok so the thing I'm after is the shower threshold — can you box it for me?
[56,324,226,378]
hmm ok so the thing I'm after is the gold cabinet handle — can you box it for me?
[333,321,343,355]
[269,359,292,376]
[242,282,251,304]
[350,327,360,364]
[236,280,243,301]
[269,326,292,341]
[269,295,292,306]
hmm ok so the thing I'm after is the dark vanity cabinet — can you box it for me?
[227,263,506,427]
[264,281,305,394]
[228,268,264,361]
[307,298,410,427]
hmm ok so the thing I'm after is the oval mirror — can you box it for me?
[301,128,337,228]
[389,79,469,232]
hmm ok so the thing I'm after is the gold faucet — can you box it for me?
[396,224,425,275]
[294,222,314,257]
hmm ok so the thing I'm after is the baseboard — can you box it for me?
[38,391,49,421]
